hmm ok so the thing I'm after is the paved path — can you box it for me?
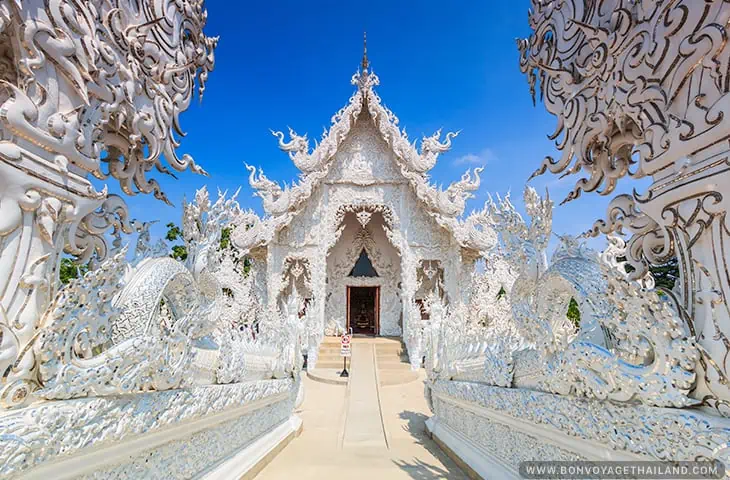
[341,342,388,452]
[255,346,468,479]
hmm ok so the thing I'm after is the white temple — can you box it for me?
[234,46,489,348]
[3,2,730,478]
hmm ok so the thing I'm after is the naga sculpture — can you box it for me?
[518,0,730,414]
[34,245,212,399]
[417,129,460,173]
[483,187,698,407]
[30,186,307,403]
[424,185,699,407]
[0,0,217,408]
[423,269,525,389]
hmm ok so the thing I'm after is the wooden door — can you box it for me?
[347,286,378,335]
[346,286,351,332]
[374,286,380,335]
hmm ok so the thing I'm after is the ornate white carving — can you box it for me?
[356,210,373,228]
[518,0,730,414]
[79,399,295,479]
[430,380,730,467]
[517,0,730,203]
[423,277,524,389]
[2,0,216,200]
[30,187,293,402]
[0,4,311,479]
[481,187,698,407]
[0,0,216,408]
[34,248,205,399]
[0,379,294,478]
[432,395,584,470]
[246,67,482,229]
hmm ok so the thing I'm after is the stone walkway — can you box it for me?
[255,342,468,479]
[342,342,388,452]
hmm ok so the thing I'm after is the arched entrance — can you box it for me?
[324,204,403,336]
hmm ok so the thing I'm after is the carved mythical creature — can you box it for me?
[31,187,307,400]
[0,1,217,406]
[452,204,499,253]
[130,220,167,265]
[272,128,315,172]
[485,187,698,407]
[300,297,325,369]
[442,168,484,215]
[246,164,329,218]
[422,258,525,389]
[419,129,460,172]
[400,166,484,219]
[34,246,216,400]
[257,284,305,378]
[214,250,259,330]
[468,258,519,334]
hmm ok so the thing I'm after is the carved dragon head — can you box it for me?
[419,129,460,170]
[246,165,282,196]
[272,128,312,170]
[182,187,242,282]
[442,167,483,214]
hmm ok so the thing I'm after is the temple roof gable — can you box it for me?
[246,67,482,219]
[237,59,500,256]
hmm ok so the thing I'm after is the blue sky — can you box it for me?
[121,1,643,251]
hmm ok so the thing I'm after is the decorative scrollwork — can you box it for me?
[518,0,730,204]
[519,0,730,412]
[0,0,217,408]
[482,187,699,407]
[3,0,217,204]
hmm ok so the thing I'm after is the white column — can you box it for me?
[0,150,105,408]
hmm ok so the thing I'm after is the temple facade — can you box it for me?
[233,55,493,345]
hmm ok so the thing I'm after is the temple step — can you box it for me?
[310,337,415,387]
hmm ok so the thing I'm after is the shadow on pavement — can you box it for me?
[392,410,468,479]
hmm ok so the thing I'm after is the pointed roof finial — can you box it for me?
[361,31,369,71]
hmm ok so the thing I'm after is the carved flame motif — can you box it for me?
[518,0,730,204]
[1,0,217,204]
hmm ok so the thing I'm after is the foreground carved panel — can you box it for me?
[80,399,296,479]
[422,184,728,476]
[0,0,217,409]
[428,380,730,478]
[424,186,698,409]
[0,3,310,478]
[518,0,730,413]
[1,379,296,479]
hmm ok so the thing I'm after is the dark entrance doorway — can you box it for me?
[347,286,379,335]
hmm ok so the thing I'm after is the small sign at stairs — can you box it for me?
[340,334,352,357]
[339,333,352,378]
